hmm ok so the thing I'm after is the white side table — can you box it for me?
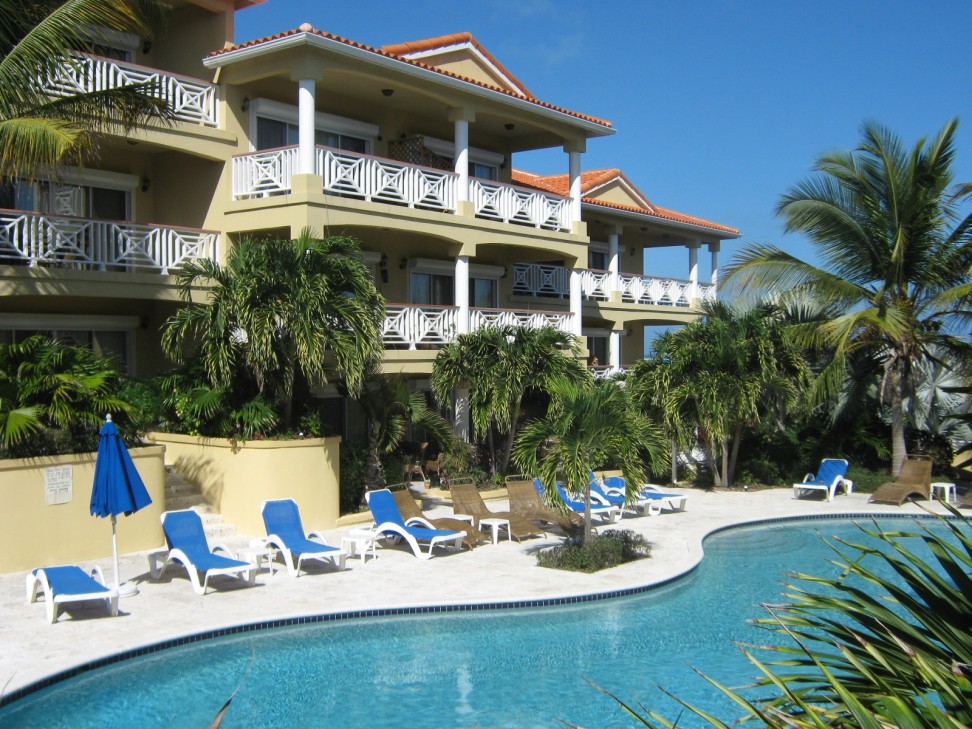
[239,538,276,577]
[342,527,379,564]
[930,482,956,504]
[478,517,510,545]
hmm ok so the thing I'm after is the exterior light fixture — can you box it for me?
[140,177,150,192]
[381,88,394,97]
[241,96,250,112]
[504,123,515,131]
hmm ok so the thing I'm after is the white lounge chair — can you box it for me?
[600,475,688,513]
[365,489,463,559]
[261,498,347,576]
[27,565,119,623]
[150,509,256,595]
[793,458,853,501]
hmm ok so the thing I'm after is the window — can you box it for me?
[0,179,130,219]
[589,250,607,270]
[470,162,498,181]
[587,336,607,365]
[0,325,134,374]
[411,272,454,306]
[470,277,497,308]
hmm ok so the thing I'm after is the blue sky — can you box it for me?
[234,1,972,282]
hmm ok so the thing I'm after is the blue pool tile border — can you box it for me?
[1,511,960,708]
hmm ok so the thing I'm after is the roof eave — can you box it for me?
[204,32,615,138]
[581,200,741,239]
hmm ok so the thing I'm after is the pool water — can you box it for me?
[0,518,952,728]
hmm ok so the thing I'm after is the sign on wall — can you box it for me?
[44,465,73,505]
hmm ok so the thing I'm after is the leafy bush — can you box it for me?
[537,529,651,572]
[339,441,368,514]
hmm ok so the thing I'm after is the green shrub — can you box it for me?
[339,441,368,514]
[537,529,651,572]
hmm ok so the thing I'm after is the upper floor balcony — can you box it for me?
[231,146,573,232]
[512,262,716,308]
[0,209,220,274]
[44,52,218,127]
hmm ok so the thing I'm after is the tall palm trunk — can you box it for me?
[364,420,385,492]
[889,367,908,477]
[499,402,523,474]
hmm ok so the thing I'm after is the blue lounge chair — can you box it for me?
[533,478,621,523]
[793,459,853,501]
[150,510,256,595]
[27,565,119,623]
[588,478,660,517]
[261,498,347,576]
[365,489,464,559]
[600,475,688,513]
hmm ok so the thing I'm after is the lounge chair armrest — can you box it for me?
[405,516,436,529]
[89,565,107,587]
[307,530,330,545]
[211,543,237,559]
[802,472,815,483]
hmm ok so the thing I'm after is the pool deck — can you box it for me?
[0,487,960,699]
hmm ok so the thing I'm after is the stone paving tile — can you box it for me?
[0,487,956,699]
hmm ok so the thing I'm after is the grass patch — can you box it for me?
[537,529,651,573]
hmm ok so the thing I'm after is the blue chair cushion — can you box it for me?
[34,566,110,597]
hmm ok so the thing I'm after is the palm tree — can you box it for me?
[163,231,385,430]
[431,325,588,475]
[0,334,129,456]
[357,372,454,491]
[631,301,810,488]
[725,120,972,476]
[513,378,666,543]
[0,0,171,180]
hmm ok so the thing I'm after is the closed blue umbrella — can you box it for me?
[90,415,152,594]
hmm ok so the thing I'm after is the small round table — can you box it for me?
[341,527,379,564]
[478,517,510,546]
[930,482,957,504]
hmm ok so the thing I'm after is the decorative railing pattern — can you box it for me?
[512,262,568,297]
[470,307,574,334]
[470,179,571,231]
[45,53,218,126]
[0,210,219,273]
[233,147,299,197]
[383,304,458,348]
[590,365,630,380]
[619,274,692,307]
[698,282,717,301]
[581,269,611,300]
[318,148,457,211]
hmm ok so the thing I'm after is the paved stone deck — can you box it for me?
[0,487,959,700]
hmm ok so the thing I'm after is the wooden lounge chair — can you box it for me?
[392,487,488,550]
[449,480,542,542]
[506,477,584,535]
[869,458,932,505]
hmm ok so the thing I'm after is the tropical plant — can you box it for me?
[631,301,810,488]
[0,0,171,181]
[431,325,588,475]
[0,335,129,456]
[724,119,972,476]
[588,508,972,727]
[356,371,454,491]
[162,231,385,431]
[513,378,666,543]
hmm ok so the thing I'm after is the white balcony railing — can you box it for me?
[45,53,218,126]
[232,147,299,197]
[590,365,630,380]
[382,304,575,348]
[470,179,571,231]
[0,209,219,273]
[513,262,711,309]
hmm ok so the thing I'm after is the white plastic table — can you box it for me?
[478,517,510,546]
[930,482,957,504]
[238,538,277,577]
[342,527,379,564]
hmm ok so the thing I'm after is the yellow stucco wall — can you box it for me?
[147,433,341,537]
[0,446,166,574]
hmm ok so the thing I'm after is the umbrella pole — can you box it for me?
[112,514,140,597]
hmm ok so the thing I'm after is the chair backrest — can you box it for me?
[450,482,487,519]
[897,458,932,487]
[816,459,849,487]
[603,475,625,490]
[162,510,209,553]
[261,499,306,544]
[393,489,424,522]
[507,479,542,515]
[366,489,406,527]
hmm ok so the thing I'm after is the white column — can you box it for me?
[609,331,621,370]
[297,78,316,175]
[569,268,582,336]
[454,117,469,204]
[568,150,582,223]
[455,255,470,334]
[709,241,721,296]
[687,242,700,301]
[607,226,621,293]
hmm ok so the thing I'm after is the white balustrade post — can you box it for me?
[609,331,621,370]
[687,242,700,302]
[564,139,586,226]
[709,241,720,296]
[569,268,583,336]
[608,226,621,294]
[297,78,316,175]
[455,255,470,334]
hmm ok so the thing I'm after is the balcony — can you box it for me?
[232,146,572,231]
[44,53,218,127]
[383,303,574,349]
[590,365,631,380]
[513,263,716,308]
[0,209,220,273]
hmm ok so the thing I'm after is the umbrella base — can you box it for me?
[117,581,139,597]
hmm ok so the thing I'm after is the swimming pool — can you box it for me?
[0,517,952,727]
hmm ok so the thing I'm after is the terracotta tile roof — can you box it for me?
[207,26,611,128]
[380,32,535,100]
[512,169,739,236]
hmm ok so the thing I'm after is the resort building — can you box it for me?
[0,0,738,436]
